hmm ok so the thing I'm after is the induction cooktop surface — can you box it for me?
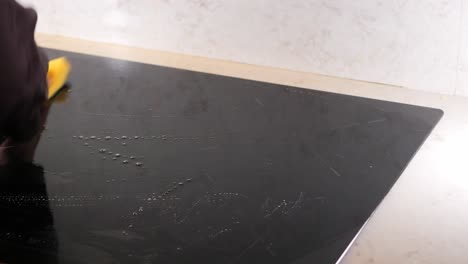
[0,49,443,264]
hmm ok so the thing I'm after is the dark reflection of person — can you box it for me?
[0,161,58,264]
[0,1,57,259]
[0,85,59,264]
[0,99,59,264]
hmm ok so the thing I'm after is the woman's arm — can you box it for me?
[0,0,48,144]
[0,0,49,163]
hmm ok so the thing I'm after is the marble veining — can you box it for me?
[18,0,465,94]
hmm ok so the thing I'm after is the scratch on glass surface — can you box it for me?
[264,200,287,218]
[367,118,387,124]
[292,192,304,209]
[283,192,305,215]
[261,197,271,211]
[255,98,265,107]
[329,167,341,177]
[176,198,202,224]
[233,237,262,263]
[210,228,232,239]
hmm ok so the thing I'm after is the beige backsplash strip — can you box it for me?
[36,33,447,108]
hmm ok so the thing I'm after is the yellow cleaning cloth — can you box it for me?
[47,57,71,100]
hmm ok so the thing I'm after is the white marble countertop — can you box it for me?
[37,34,468,264]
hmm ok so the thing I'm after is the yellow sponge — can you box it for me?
[47,57,71,100]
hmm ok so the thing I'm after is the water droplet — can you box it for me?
[128,224,133,228]
[106,180,110,183]
[178,182,184,186]
[122,160,129,164]
[108,151,113,155]
[162,135,167,140]
[136,162,142,167]
[105,136,111,140]
[84,143,89,146]
[134,136,139,139]
[90,136,96,139]
[115,153,121,157]
[79,136,84,139]
[122,142,126,146]
[130,156,135,160]
[186,178,192,182]
[112,157,117,160]
[102,156,107,160]
[84,137,89,140]
[147,198,152,201]
[73,136,77,139]
[99,148,106,153]
[122,136,127,139]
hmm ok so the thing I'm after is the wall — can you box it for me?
[19,0,468,96]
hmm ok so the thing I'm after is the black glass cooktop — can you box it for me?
[0,49,443,264]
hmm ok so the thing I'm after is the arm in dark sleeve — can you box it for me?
[0,0,48,143]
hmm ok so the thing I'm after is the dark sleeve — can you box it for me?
[0,0,48,142]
